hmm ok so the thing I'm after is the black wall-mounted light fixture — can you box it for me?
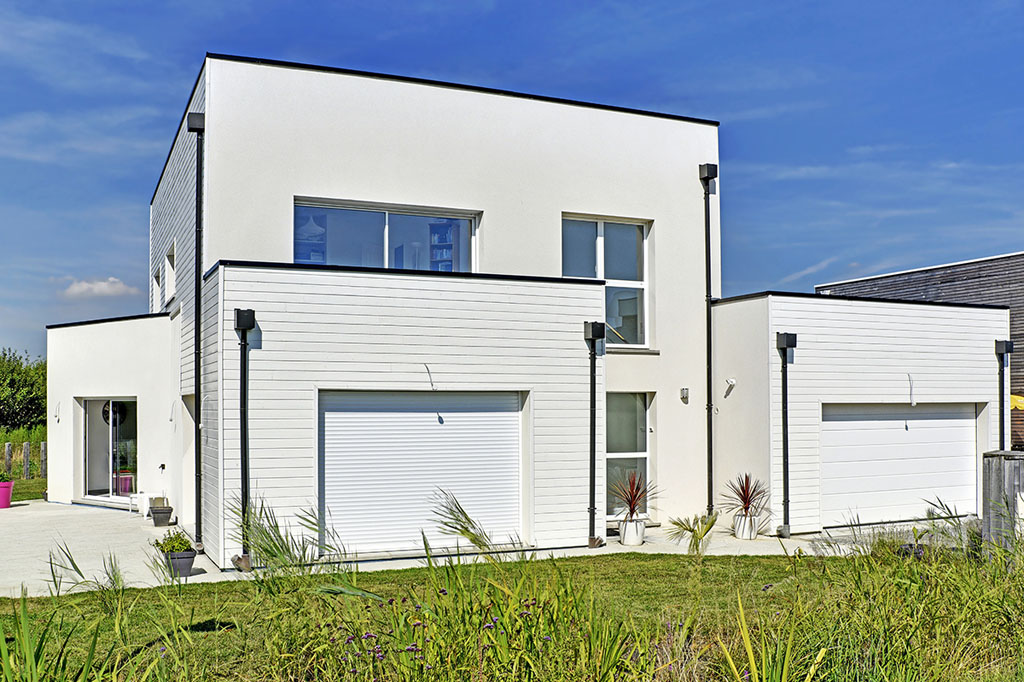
[235,308,256,564]
[584,321,605,548]
[996,340,1014,450]
[187,112,206,550]
[776,331,797,538]
[699,163,718,516]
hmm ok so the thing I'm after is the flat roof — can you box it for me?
[152,53,719,204]
[713,290,1009,311]
[817,250,1024,289]
[204,259,606,287]
[206,53,720,127]
[46,312,170,330]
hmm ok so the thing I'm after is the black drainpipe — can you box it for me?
[235,308,256,558]
[699,163,717,515]
[776,332,797,538]
[584,321,606,548]
[996,340,1014,450]
[187,112,205,548]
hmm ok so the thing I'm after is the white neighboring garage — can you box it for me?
[713,292,1010,534]
[819,403,978,527]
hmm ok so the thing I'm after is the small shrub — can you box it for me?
[153,529,194,553]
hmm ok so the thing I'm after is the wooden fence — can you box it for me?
[2,442,46,479]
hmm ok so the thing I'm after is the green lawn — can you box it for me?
[2,529,1022,680]
[10,477,46,502]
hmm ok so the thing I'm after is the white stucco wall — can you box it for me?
[46,316,182,514]
[712,297,772,498]
[713,294,1010,533]
[196,56,720,521]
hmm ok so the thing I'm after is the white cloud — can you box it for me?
[0,107,163,164]
[0,7,155,92]
[778,256,839,284]
[62,277,141,299]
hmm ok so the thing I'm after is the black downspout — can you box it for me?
[1000,355,1006,450]
[776,332,796,538]
[187,112,205,548]
[996,340,1014,450]
[699,164,717,515]
[235,309,256,558]
[584,321,606,548]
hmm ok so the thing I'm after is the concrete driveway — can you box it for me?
[0,500,224,597]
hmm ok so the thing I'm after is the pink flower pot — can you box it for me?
[0,482,12,509]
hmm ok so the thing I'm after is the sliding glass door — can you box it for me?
[84,399,138,500]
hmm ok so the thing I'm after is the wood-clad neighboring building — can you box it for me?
[817,252,1024,448]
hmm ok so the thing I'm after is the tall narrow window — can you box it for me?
[561,218,647,345]
[152,270,162,312]
[606,393,649,516]
[294,204,472,272]
[164,243,176,301]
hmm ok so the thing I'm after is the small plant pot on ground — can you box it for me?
[733,513,759,540]
[0,479,12,509]
[618,519,646,546]
[151,506,174,527]
[165,550,197,578]
[153,529,196,579]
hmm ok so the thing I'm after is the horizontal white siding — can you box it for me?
[215,265,604,567]
[150,69,205,395]
[199,272,221,560]
[767,296,1008,532]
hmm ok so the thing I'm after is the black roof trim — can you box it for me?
[47,312,170,331]
[150,61,206,205]
[713,290,1009,311]
[203,259,605,287]
[206,53,720,127]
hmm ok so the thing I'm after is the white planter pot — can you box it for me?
[618,519,646,546]
[733,513,759,540]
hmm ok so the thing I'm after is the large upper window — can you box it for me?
[562,218,647,345]
[295,204,471,273]
[606,393,649,517]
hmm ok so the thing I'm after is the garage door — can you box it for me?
[320,391,521,554]
[820,403,977,528]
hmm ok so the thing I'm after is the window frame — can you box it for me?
[605,392,651,521]
[164,242,176,302]
[294,198,479,273]
[562,214,650,348]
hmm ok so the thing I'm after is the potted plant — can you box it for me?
[0,471,12,509]
[153,529,196,578]
[722,473,768,540]
[608,471,656,546]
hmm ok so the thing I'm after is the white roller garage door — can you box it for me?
[820,403,977,528]
[320,391,521,554]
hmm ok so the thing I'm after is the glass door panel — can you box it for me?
[83,399,137,500]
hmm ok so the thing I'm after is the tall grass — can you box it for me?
[7,496,1024,680]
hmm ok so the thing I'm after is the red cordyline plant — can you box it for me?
[721,473,768,516]
[608,471,656,521]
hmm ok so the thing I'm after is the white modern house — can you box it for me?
[46,54,1011,569]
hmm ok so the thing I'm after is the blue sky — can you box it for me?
[1,1,1021,356]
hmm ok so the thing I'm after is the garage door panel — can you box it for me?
[820,403,977,527]
[321,391,521,554]
[823,474,976,501]
[822,456,975,479]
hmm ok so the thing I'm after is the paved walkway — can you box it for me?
[0,500,223,598]
[1,501,839,597]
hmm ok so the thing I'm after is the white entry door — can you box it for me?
[820,403,977,528]
[320,391,521,554]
